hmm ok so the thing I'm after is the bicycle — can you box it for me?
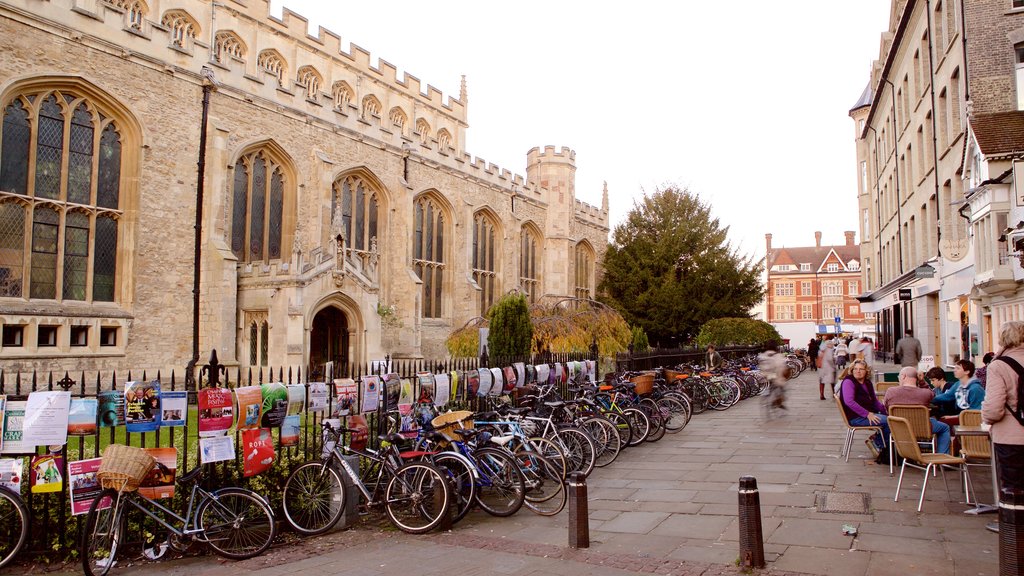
[82,464,276,576]
[0,485,28,569]
[281,421,452,535]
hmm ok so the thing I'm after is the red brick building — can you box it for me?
[765,232,867,335]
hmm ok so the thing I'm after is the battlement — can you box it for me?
[527,145,576,166]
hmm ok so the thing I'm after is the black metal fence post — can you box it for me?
[1000,487,1024,576]
[738,475,766,569]
[568,471,589,548]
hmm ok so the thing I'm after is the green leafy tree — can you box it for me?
[630,325,650,352]
[696,317,781,348]
[486,292,533,357]
[599,185,763,345]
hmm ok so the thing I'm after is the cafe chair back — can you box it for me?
[889,416,969,512]
[958,409,989,505]
[835,395,882,462]
[887,404,937,475]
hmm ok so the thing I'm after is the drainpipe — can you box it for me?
[188,68,216,390]
[925,0,943,259]
[867,125,884,288]
[883,77,905,274]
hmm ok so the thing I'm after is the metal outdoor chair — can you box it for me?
[958,409,989,505]
[887,404,937,475]
[889,416,969,512]
[835,395,882,462]
[875,382,898,396]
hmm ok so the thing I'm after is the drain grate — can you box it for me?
[815,491,871,514]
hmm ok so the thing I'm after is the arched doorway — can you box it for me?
[310,306,349,379]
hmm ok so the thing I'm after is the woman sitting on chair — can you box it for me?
[839,359,890,463]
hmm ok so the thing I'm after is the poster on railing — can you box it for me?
[433,373,450,407]
[0,458,23,492]
[67,398,97,436]
[1,400,28,454]
[398,404,418,438]
[260,383,288,428]
[399,377,414,406]
[23,390,71,447]
[198,387,234,437]
[535,364,550,387]
[30,453,63,493]
[234,386,263,431]
[502,367,517,393]
[489,368,504,397]
[286,385,306,416]
[449,371,459,400]
[553,363,565,386]
[360,376,379,412]
[333,379,358,417]
[199,435,235,464]
[464,370,479,398]
[371,359,392,375]
[307,382,328,413]
[280,415,300,447]
[138,447,176,500]
[348,415,369,452]
[514,363,526,389]
[477,368,493,397]
[68,457,104,515]
[587,360,597,383]
[242,428,274,477]
[161,391,187,427]
[383,373,402,410]
[97,390,124,428]
[416,372,435,404]
[124,380,161,433]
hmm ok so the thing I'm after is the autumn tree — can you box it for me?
[599,185,763,345]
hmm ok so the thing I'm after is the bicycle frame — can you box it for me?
[113,479,222,543]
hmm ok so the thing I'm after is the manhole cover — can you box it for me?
[815,491,871,514]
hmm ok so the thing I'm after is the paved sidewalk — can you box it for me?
[29,365,1000,576]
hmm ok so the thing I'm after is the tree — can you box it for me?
[599,185,763,344]
[696,317,781,348]
[630,325,650,352]
[485,292,533,357]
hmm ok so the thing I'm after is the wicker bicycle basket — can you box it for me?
[97,444,156,492]
[430,410,475,441]
[629,372,656,395]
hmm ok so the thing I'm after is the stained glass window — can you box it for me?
[413,194,446,318]
[230,150,285,263]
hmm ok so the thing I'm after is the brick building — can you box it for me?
[765,231,869,344]
[0,0,610,375]
[851,0,1024,364]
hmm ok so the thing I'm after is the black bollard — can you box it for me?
[999,488,1024,575]
[435,473,453,532]
[738,476,766,569]
[568,471,589,548]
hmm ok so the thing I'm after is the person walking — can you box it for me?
[835,340,849,371]
[895,329,922,368]
[706,344,723,371]
[808,338,819,372]
[982,321,1024,498]
[819,338,836,400]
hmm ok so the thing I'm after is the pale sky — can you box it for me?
[269,1,893,260]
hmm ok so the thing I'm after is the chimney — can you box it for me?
[814,231,822,248]
[765,234,773,266]
[845,231,856,246]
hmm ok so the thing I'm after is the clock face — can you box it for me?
[940,238,969,262]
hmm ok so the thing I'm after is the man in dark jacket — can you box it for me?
[895,329,922,367]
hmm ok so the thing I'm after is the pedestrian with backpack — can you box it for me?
[982,321,1024,494]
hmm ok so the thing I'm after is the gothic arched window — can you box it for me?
[214,31,246,64]
[472,210,499,314]
[520,224,541,303]
[332,81,353,111]
[296,66,323,100]
[413,193,447,318]
[0,90,125,302]
[230,148,289,263]
[161,9,200,47]
[575,242,594,300]
[331,174,378,253]
[257,50,286,84]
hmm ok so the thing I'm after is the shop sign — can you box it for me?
[898,288,913,301]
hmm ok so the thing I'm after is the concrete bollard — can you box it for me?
[738,475,766,569]
[435,470,453,532]
[999,488,1024,575]
[567,471,589,548]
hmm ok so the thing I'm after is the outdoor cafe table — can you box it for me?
[955,424,999,532]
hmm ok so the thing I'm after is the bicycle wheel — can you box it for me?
[431,452,476,524]
[554,427,596,477]
[198,488,276,559]
[384,461,451,534]
[520,437,567,479]
[622,407,650,446]
[518,453,567,516]
[580,417,621,467]
[656,396,689,433]
[604,411,633,448]
[0,486,27,570]
[82,489,126,576]
[472,448,526,517]
[282,461,345,536]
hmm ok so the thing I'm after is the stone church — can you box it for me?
[0,0,610,376]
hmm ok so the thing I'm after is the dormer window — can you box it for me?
[849,261,860,271]
[800,263,811,271]
[826,263,840,272]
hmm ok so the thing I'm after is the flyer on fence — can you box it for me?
[433,373,450,407]
[360,375,379,412]
[138,447,176,500]
[125,380,161,433]
[333,378,358,417]
[68,458,105,515]
[234,385,263,431]
[0,395,5,451]
[286,384,305,416]
[23,390,71,447]
[161,391,187,427]
[383,373,402,410]
[97,390,125,428]
[1,400,28,454]
[416,372,435,404]
[260,383,287,428]
[0,458,23,492]
[477,368,493,397]
[307,382,328,413]
[30,453,63,493]
[67,398,97,436]
[347,415,369,452]
[502,366,517,393]
[280,415,300,447]
[241,428,274,477]
[199,435,235,464]
[198,387,234,437]
[490,368,504,396]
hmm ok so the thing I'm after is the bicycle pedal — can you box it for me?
[357,505,371,516]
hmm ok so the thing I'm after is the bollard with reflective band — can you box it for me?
[435,475,452,532]
[999,488,1024,576]
[738,476,765,569]
[568,471,589,548]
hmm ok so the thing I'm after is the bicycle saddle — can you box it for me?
[178,465,204,484]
